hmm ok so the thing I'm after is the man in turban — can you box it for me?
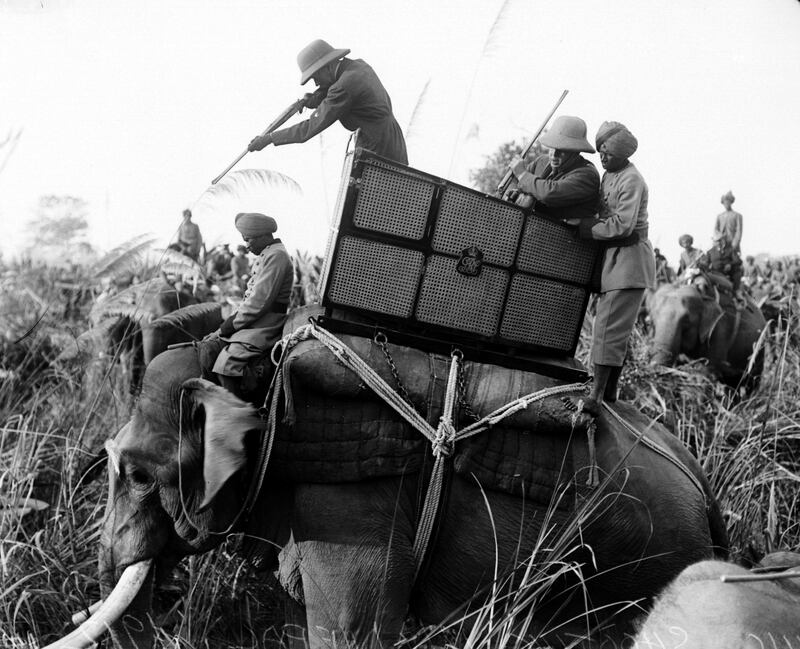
[677,234,703,276]
[575,121,656,415]
[210,212,293,399]
[714,190,743,253]
[247,39,408,165]
[505,115,600,222]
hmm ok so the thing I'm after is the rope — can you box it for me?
[280,321,587,575]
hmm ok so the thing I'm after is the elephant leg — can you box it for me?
[291,480,417,649]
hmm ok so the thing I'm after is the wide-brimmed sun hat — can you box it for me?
[297,39,350,85]
[539,116,595,153]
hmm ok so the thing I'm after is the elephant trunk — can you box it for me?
[41,559,154,649]
[650,318,682,367]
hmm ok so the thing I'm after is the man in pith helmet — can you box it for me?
[575,121,656,415]
[506,115,600,222]
[248,39,408,165]
[210,212,293,399]
[714,190,743,253]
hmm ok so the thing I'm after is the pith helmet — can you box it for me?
[539,116,595,153]
[297,39,350,85]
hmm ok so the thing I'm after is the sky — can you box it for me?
[1,0,799,266]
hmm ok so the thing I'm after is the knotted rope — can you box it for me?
[265,320,588,575]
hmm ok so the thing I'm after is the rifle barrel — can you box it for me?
[496,89,569,197]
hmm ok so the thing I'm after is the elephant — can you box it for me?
[646,280,766,391]
[102,280,200,393]
[48,318,730,649]
[140,301,223,364]
[632,552,800,648]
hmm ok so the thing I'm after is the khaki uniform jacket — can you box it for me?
[714,209,743,252]
[270,58,408,165]
[584,162,656,292]
[213,241,293,376]
[178,222,203,259]
[515,153,600,221]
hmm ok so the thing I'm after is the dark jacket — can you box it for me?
[270,58,408,165]
[515,153,600,221]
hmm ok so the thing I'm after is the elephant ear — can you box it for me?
[181,378,265,510]
[699,297,724,344]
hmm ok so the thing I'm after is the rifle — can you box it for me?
[495,89,569,198]
[211,87,325,185]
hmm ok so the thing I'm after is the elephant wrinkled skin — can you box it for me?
[93,342,728,649]
[633,552,800,648]
[647,282,766,390]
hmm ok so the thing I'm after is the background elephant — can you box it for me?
[101,279,199,393]
[70,327,729,649]
[632,552,800,648]
[140,301,223,364]
[647,282,766,390]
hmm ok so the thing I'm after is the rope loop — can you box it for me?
[432,419,456,458]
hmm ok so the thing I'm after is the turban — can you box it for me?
[234,212,277,236]
[595,121,638,159]
[721,190,735,204]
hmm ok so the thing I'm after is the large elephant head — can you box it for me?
[58,347,275,649]
[648,284,723,366]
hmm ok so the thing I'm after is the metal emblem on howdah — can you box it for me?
[456,246,484,276]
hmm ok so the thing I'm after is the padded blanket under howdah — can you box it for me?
[269,326,593,506]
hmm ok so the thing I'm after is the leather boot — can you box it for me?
[581,364,614,416]
[603,366,623,403]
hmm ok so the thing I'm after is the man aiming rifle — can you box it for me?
[247,39,408,165]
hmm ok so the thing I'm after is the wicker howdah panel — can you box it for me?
[352,164,434,240]
[327,237,424,318]
[432,186,524,267]
[516,217,597,284]
[500,274,587,351]
[415,255,509,338]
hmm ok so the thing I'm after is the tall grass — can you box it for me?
[2,269,799,646]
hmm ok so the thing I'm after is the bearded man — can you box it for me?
[576,121,656,415]
[211,212,293,399]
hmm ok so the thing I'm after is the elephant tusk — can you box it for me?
[41,559,153,649]
[70,600,103,626]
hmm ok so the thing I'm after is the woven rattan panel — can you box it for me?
[352,165,433,240]
[500,274,587,351]
[516,217,597,284]
[327,237,424,318]
[416,255,508,338]
[432,187,524,267]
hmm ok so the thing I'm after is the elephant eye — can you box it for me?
[124,465,154,489]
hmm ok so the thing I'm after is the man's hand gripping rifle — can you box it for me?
[495,89,569,202]
[211,86,326,185]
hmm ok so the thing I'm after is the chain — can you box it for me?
[454,349,480,422]
[374,332,419,412]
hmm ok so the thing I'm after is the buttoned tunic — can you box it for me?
[714,209,743,252]
[584,162,656,292]
[270,58,408,165]
[581,162,655,366]
[213,240,293,376]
